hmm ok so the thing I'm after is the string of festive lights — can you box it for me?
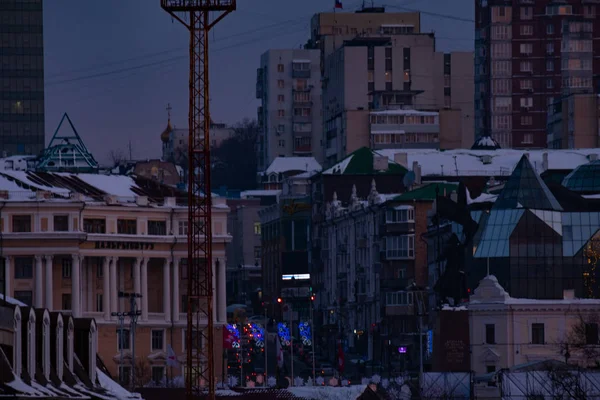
[584,241,598,299]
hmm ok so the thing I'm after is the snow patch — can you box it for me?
[97,368,141,399]
[287,384,367,400]
[5,375,43,396]
[323,155,354,175]
[441,305,468,311]
[216,389,243,396]
[0,293,27,306]
[265,157,322,175]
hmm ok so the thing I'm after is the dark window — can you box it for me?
[61,293,72,310]
[180,258,188,279]
[117,219,136,234]
[152,366,165,384]
[485,324,496,344]
[181,295,199,313]
[151,330,164,351]
[148,220,166,235]
[12,215,31,232]
[53,215,69,231]
[486,365,496,373]
[117,328,131,350]
[62,258,72,278]
[444,53,451,75]
[531,323,545,344]
[184,329,202,351]
[119,366,131,386]
[368,82,374,92]
[367,46,374,70]
[14,290,32,306]
[385,47,392,58]
[385,82,393,91]
[83,218,105,233]
[403,48,411,70]
[14,257,33,279]
[585,323,599,345]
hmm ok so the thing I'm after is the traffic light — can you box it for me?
[310,294,316,301]
[277,297,283,304]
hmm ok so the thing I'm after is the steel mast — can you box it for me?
[160,2,236,399]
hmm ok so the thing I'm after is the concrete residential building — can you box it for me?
[0,0,45,156]
[314,13,473,166]
[255,49,323,171]
[0,171,231,382]
[475,0,600,149]
[547,93,600,149]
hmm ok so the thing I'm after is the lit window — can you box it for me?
[254,223,261,235]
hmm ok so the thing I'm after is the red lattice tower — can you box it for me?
[160,2,236,399]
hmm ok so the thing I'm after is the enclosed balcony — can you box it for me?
[292,60,311,78]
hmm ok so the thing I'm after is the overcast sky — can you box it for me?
[43,0,473,164]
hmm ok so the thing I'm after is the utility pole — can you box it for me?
[112,291,142,388]
[263,301,269,386]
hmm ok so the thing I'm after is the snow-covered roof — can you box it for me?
[0,293,26,306]
[240,190,282,198]
[370,109,438,116]
[375,148,600,177]
[265,157,322,175]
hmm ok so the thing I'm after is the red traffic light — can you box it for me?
[277,297,283,303]
[310,295,315,301]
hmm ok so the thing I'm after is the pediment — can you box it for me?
[479,347,501,363]
[148,352,166,362]
[112,351,133,363]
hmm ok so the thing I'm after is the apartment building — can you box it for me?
[0,171,231,382]
[312,9,473,166]
[0,0,45,156]
[547,93,600,148]
[255,49,323,171]
[475,0,600,149]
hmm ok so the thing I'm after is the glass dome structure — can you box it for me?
[562,160,600,194]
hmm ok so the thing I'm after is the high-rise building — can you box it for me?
[475,0,600,149]
[0,0,45,156]
[255,49,322,172]
[311,8,474,166]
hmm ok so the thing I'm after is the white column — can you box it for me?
[72,255,81,317]
[141,258,149,321]
[133,257,141,309]
[102,257,110,320]
[44,256,53,310]
[163,258,171,322]
[4,256,11,298]
[35,255,43,308]
[218,258,226,323]
[110,257,118,316]
[172,258,180,322]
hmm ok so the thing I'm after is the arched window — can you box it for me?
[13,309,22,376]
[56,318,64,381]
[43,315,50,380]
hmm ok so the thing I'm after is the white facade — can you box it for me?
[468,275,600,376]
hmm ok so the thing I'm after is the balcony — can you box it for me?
[381,279,409,291]
[293,99,313,108]
[292,65,311,78]
[293,144,312,155]
[380,222,416,235]
[293,115,312,124]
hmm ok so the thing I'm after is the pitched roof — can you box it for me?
[393,182,458,202]
[323,147,407,175]
[265,157,322,175]
[493,155,562,211]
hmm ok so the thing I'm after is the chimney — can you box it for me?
[563,289,575,300]
[373,155,388,171]
[412,161,422,184]
[542,152,549,171]
[393,152,408,169]
[70,192,85,202]
[588,154,598,162]
[135,195,149,206]
[164,197,177,207]
[36,191,51,200]
[104,195,118,205]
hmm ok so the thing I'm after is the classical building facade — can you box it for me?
[0,170,230,383]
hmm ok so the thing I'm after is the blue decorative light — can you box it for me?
[299,321,312,346]
[277,322,291,346]
[249,322,265,347]
[226,323,240,348]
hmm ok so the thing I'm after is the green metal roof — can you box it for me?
[393,182,458,202]
[326,147,407,175]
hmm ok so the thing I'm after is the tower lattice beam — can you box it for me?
[160,2,236,400]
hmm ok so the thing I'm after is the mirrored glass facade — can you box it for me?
[0,0,45,156]
[562,160,600,194]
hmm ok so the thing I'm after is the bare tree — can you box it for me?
[109,149,126,167]
[557,312,600,368]
[133,358,151,389]
[546,365,587,400]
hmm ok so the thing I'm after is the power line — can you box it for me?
[384,3,475,23]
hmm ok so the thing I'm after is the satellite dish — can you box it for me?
[403,171,416,187]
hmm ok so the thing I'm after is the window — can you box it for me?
[292,62,310,71]
[83,218,105,234]
[520,80,532,90]
[117,219,136,235]
[585,323,599,345]
[486,365,496,374]
[254,246,261,260]
[61,294,72,310]
[295,79,307,90]
[96,294,103,312]
[293,123,311,133]
[491,61,511,76]
[520,61,532,72]
[151,329,165,351]
[491,25,511,40]
[12,215,31,232]
[485,324,496,344]
[293,108,311,117]
[278,139,285,147]
[148,220,166,235]
[520,43,533,54]
[62,258,72,279]
[277,64,284,73]
[520,97,533,108]
[151,366,165,384]
[519,25,533,35]
[181,296,199,313]
[119,366,131,386]
[546,60,554,71]
[521,116,532,126]
[386,207,414,223]
[183,329,203,351]
[493,97,512,112]
[277,124,285,133]
[254,222,261,235]
[14,290,32,306]
[385,291,414,306]
[14,257,33,279]
[546,43,554,54]
[54,215,69,232]
[277,94,284,102]
[546,24,554,35]
[178,220,188,236]
[117,328,131,350]
[491,43,510,58]
[278,109,285,118]
[531,323,545,344]
[546,79,553,89]
[520,6,532,19]
[277,80,284,88]
[180,259,188,279]
[293,91,310,102]
[385,235,415,259]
